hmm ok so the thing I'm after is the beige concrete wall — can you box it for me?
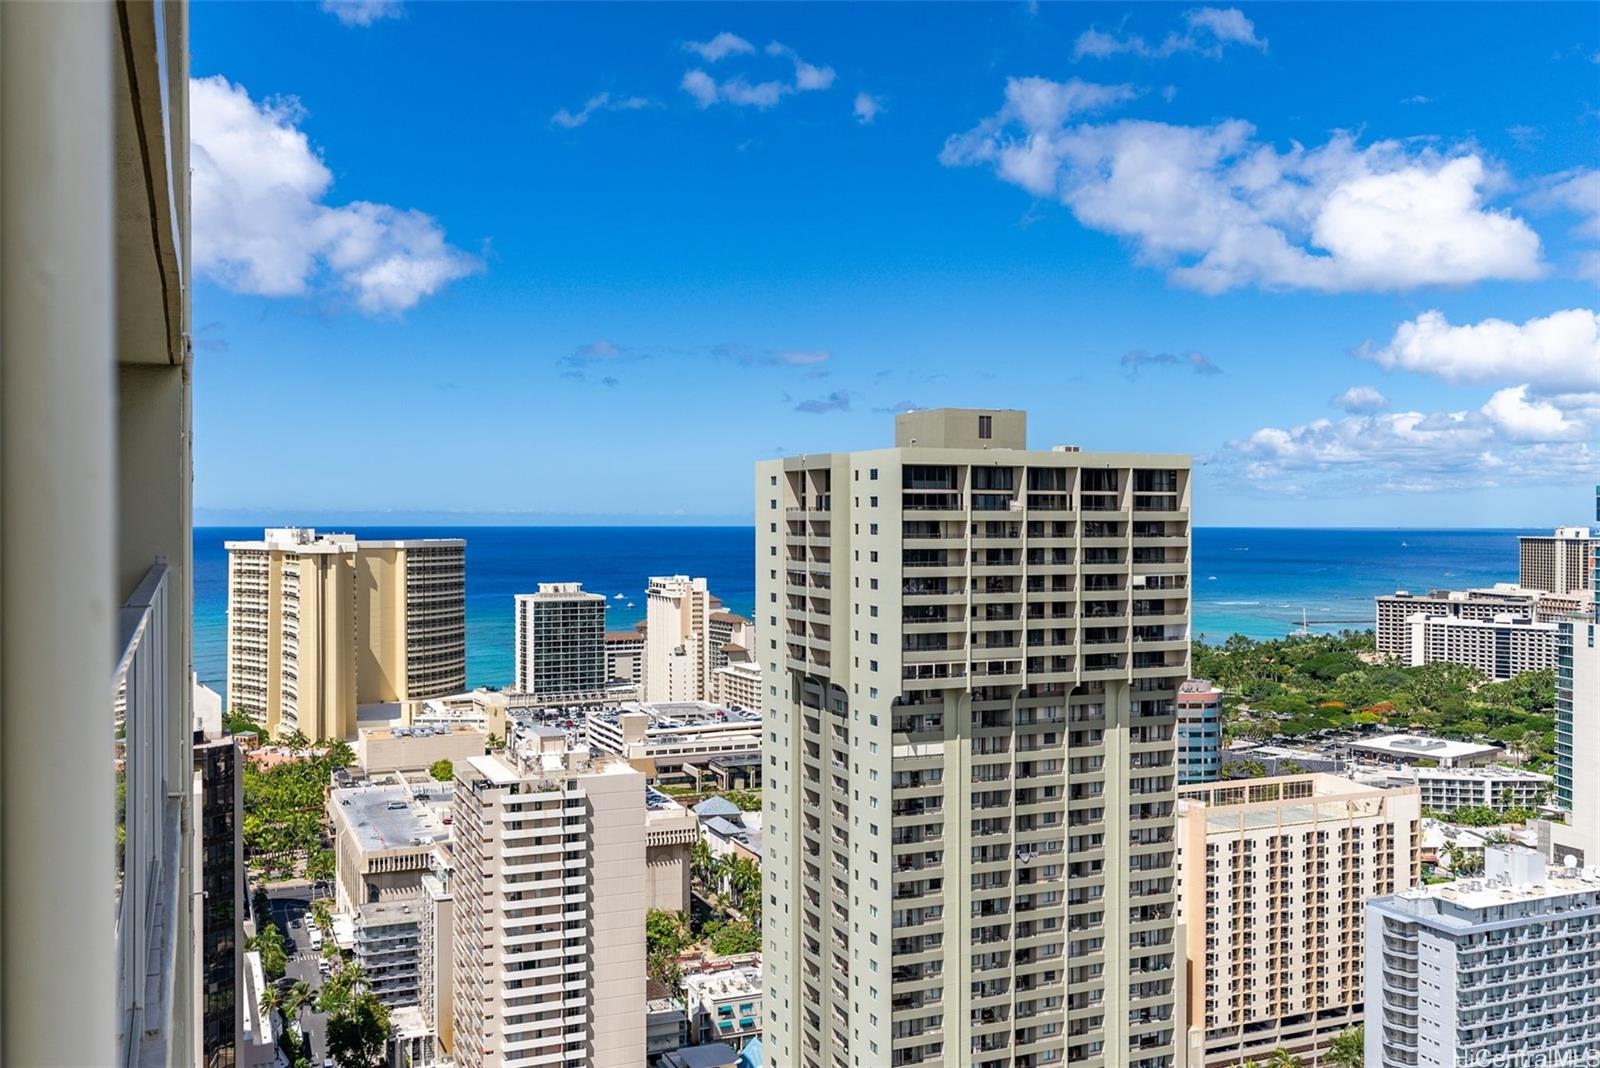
[587,769,649,1066]
[357,728,485,776]
[357,547,405,704]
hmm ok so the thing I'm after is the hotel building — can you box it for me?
[1175,681,1222,785]
[1519,527,1597,595]
[586,701,763,784]
[646,575,716,702]
[450,735,647,1068]
[1365,846,1600,1068]
[758,408,1191,1068]
[1405,612,1557,680]
[606,626,647,688]
[225,528,466,739]
[514,582,608,695]
[1175,774,1421,1067]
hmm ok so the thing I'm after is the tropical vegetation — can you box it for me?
[241,735,354,879]
[1194,633,1558,770]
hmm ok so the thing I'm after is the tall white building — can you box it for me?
[645,575,715,702]
[450,734,646,1068]
[513,582,608,695]
[1519,527,1597,595]
[1365,846,1600,1068]
[758,408,1191,1068]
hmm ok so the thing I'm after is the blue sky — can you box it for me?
[191,1,1599,527]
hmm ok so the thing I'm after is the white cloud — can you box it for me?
[766,42,836,91]
[191,75,478,315]
[1231,388,1599,493]
[685,32,755,62]
[1074,7,1266,60]
[550,92,651,129]
[1331,385,1388,413]
[679,39,833,110]
[1523,168,1600,241]
[320,0,402,27]
[1361,309,1599,393]
[854,92,882,125]
[681,70,720,108]
[941,94,1546,293]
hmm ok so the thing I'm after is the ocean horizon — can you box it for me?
[194,525,1544,694]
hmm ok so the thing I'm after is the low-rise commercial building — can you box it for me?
[1348,733,1504,768]
[357,724,486,776]
[684,956,763,1048]
[1365,846,1600,1068]
[1177,774,1421,1067]
[647,989,690,1066]
[1177,680,1223,784]
[586,701,762,784]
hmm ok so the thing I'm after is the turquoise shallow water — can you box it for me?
[194,526,1536,692]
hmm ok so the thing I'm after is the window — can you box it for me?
[869,523,878,535]
[979,414,993,439]
[869,496,878,507]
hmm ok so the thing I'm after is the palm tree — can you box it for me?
[283,980,313,1031]
[1265,1050,1302,1068]
[1324,1024,1364,1068]
[258,982,284,1021]
[690,837,712,888]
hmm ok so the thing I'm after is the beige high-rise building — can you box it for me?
[758,408,1191,1068]
[1519,527,1596,595]
[1174,774,1421,1067]
[450,735,646,1068]
[646,574,715,702]
[225,528,465,739]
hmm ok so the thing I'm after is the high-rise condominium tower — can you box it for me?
[450,735,646,1068]
[757,409,1191,1068]
[225,528,466,739]
[514,582,607,695]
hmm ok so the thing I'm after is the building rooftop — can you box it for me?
[664,1044,741,1068]
[693,796,744,819]
[591,700,762,730]
[606,630,645,643]
[517,582,605,602]
[684,959,762,1001]
[330,783,451,854]
[1409,764,1552,781]
[1381,846,1600,918]
[1351,734,1502,760]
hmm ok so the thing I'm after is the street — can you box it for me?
[263,884,330,1066]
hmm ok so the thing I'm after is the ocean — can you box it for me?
[194,526,1537,692]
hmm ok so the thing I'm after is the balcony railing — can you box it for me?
[115,560,183,1068]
